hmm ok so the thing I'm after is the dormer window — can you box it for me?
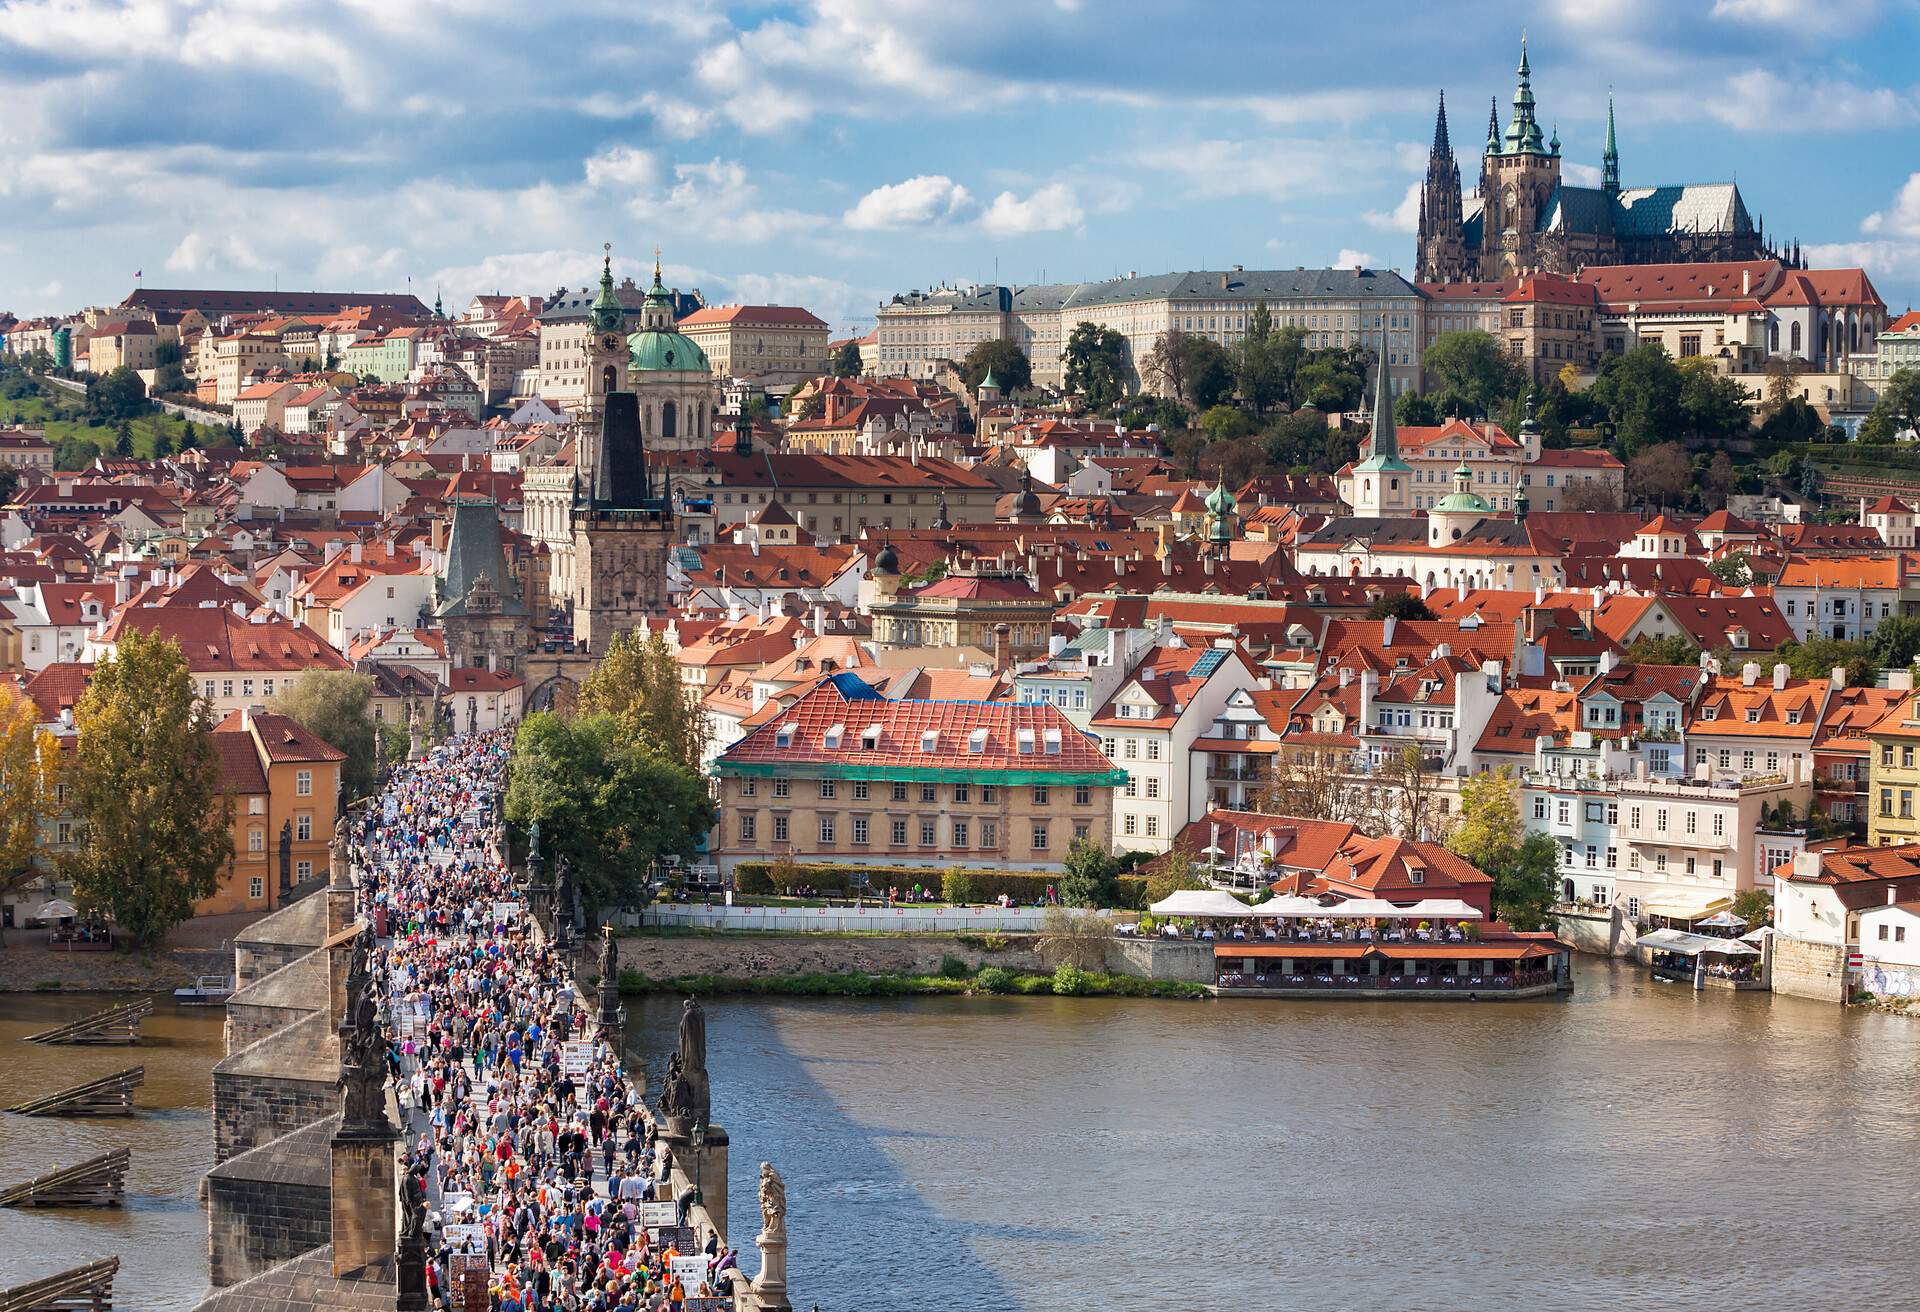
[1701,706,1717,721]
[1786,709,1800,725]
[823,723,845,750]
[1043,728,1062,755]
[862,724,882,751]
[1746,708,1761,724]
[968,728,988,754]
[920,730,938,753]
[1017,728,1036,755]
[774,726,794,749]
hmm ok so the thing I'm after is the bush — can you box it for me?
[941,868,975,905]
[1051,962,1096,996]
[972,966,1014,994]
[733,860,1149,908]
[938,954,972,979]
[1036,907,1110,971]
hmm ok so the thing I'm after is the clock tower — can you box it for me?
[579,243,632,491]
[570,388,674,653]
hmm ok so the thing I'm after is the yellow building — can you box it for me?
[676,304,829,386]
[1866,690,1920,845]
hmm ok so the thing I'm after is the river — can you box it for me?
[6,962,1920,1310]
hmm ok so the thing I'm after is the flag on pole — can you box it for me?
[135,269,142,277]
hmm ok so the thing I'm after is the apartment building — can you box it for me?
[711,671,1125,875]
[676,305,829,386]
[203,709,345,915]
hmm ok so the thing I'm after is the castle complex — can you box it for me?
[1416,40,1796,282]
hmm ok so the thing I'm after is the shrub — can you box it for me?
[941,868,975,905]
[972,966,1013,994]
[938,954,972,979]
[1036,907,1110,971]
[1051,962,1095,996]
[733,860,1148,908]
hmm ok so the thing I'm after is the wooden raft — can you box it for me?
[23,1000,153,1046]
[0,1257,119,1312]
[6,1067,143,1117]
[0,1148,131,1208]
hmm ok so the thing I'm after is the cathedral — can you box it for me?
[1416,40,1796,282]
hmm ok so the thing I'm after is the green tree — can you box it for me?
[1295,350,1366,412]
[1197,403,1255,444]
[153,361,188,395]
[504,713,715,916]
[64,631,233,944]
[1261,407,1330,469]
[0,690,58,906]
[1182,334,1235,411]
[272,670,381,801]
[1062,322,1129,410]
[1060,835,1121,908]
[1420,331,1527,419]
[959,338,1032,393]
[178,422,201,452]
[112,420,134,458]
[1395,389,1439,425]
[1866,615,1920,672]
[1707,552,1753,588]
[1587,344,1682,456]
[1142,851,1206,907]
[577,629,709,772]
[0,464,17,505]
[1760,395,1823,443]
[1773,636,1872,687]
[831,340,864,378]
[86,366,148,422]
[1623,634,1700,666]
[1366,592,1435,621]
[1860,367,1920,444]
[1447,769,1558,929]
[1731,888,1774,928]
[1231,305,1301,416]
[1677,359,1752,443]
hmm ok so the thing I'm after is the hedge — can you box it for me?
[733,861,1150,910]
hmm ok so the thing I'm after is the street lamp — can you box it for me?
[689,1120,707,1212]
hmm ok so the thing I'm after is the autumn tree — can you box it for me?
[1628,441,1692,509]
[1447,767,1558,929]
[65,632,233,943]
[1264,738,1372,828]
[1370,742,1452,842]
[272,670,380,801]
[0,689,60,907]
[1557,481,1623,512]
[578,628,709,771]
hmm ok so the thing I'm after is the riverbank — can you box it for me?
[0,910,261,991]
[618,963,1210,1000]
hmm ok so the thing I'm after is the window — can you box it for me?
[921,783,937,804]
[891,819,908,845]
[952,783,969,804]
[1123,814,1138,835]
[818,780,836,799]
[773,815,789,842]
[296,813,312,841]
[1122,739,1138,760]
[1533,797,1547,820]
[1585,845,1598,868]
[249,876,264,900]
[1145,778,1160,799]
[1145,816,1160,838]
[296,860,311,880]
[1146,740,1161,761]
[1684,811,1697,835]
[1880,924,1890,941]
[1630,807,1642,829]
[1557,801,1570,824]
[920,820,937,846]
[818,817,835,845]
[1032,786,1050,805]
[1031,825,1049,850]
[1712,859,1723,878]
[892,781,908,802]
[294,768,313,797]
[1074,785,1091,806]
[1905,746,1914,769]
[981,820,998,848]
[951,820,968,848]
[742,779,757,797]
[1606,846,1618,869]
[773,778,790,798]
[981,785,998,803]
[1712,814,1724,838]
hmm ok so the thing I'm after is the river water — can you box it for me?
[7,962,1920,1311]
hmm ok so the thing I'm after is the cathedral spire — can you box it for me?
[1370,329,1399,462]
[590,242,624,333]
[1486,97,1500,154]
[1431,89,1452,159]
[1505,34,1546,155]
[1602,92,1620,195]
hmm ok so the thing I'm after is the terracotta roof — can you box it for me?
[1314,835,1494,903]
[97,606,349,673]
[676,304,828,329]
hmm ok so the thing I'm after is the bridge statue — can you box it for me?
[753,1161,791,1306]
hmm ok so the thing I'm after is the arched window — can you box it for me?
[601,365,616,394]
[1769,320,1779,352]
[662,401,677,439]
[1790,321,1801,355]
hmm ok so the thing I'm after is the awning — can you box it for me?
[1641,893,1734,921]
[1696,910,1748,929]
[1637,927,1760,957]
[1150,889,1252,918]
[1217,941,1559,962]
[1246,895,1332,918]
[34,899,78,920]
[1245,897,1484,920]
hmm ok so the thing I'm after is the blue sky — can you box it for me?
[1,0,1917,333]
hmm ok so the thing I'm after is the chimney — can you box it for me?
[1360,669,1378,730]
[1339,667,1353,688]
[1742,662,1760,686]
[1742,268,1752,295]
[1772,662,1788,690]
[349,541,363,563]
[1382,615,1396,647]
[811,604,825,637]
[993,621,1011,671]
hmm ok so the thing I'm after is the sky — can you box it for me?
[1,0,1918,335]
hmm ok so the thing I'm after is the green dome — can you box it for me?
[1433,488,1492,514]
[1205,479,1235,515]
[627,327,710,373]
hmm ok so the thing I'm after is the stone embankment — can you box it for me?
[617,930,1048,982]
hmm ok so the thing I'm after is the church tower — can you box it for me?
[1482,37,1562,277]
[1601,93,1620,196]
[570,389,674,652]
[1415,91,1470,283]
[578,244,632,490]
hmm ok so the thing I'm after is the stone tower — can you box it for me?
[578,244,633,488]
[571,390,674,652]
[1481,38,1562,277]
[1415,91,1470,283]
[434,499,527,674]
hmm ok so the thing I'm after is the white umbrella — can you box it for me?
[1696,909,1748,929]
[1149,889,1251,918]
[34,899,78,920]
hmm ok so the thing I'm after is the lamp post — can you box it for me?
[690,1119,707,1213]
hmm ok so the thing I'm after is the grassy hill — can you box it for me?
[0,374,221,468]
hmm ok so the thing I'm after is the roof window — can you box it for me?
[921,730,938,753]
[862,724,882,750]
[1017,728,1036,754]
[823,723,845,750]
[775,726,794,749]
[968,728,988,754]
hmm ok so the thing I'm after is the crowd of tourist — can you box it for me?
[355,730,740,1311]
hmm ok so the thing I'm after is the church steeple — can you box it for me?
[1486,97,1500,154]
[1504,35,1547,155]
[1416,90,1469,282]
[1602,93,1620,195]
[589,242,624,334]
[1431,89,1453,158]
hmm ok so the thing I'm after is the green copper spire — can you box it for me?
[1504,35,1547,156]
[1602,93,1620,194]
[1549,123,1560,155]
[1486,97,1500,154]
[645,246,670,303]
[589,242,624,333]
[1354,324,1409,476]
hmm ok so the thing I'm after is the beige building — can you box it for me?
[201,333,292,406]
[677,305,829,386]
[868,554,1055,659]
[711,673,1125,876]
[86,318,163,374]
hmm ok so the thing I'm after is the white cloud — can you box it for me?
[842,175,975,230]
[584,146,659,191]
[1710,0,1880,33]
[1562,162,1604,188]
[1863,172,1920,239]
[1363,181,1422,233]
[1709,69,1919,132]
[165,231,265,273]
[1135,138,1350,202]
[718,272,879,331]
[980,183,1082,237]
[1335,249,1376,269]
[630,158,827,244]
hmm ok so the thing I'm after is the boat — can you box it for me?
[173,975,235,1006]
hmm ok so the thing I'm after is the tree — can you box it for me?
[1698,449,1736,511]
[1628,441,1692,508]
[0,464,17,505]
[1420,331,1527,419]
[1866,615,1920,672]
[1760,396,1823,443]
[1366,592,1435,621]
[1394,389,1439,426]
[112,420,134,458]
[153,362,188,395]
[831,340,864,378]
[959,338,1031,393]
[1587,344,1683,457]
[1760,355,1807,419]
[1731,888,1773,928]
[1231,306,1302,417]
[1197,403,1255,444]
[577,629,709,772]
[1707,552,1753,589]
[85,366,148,422]
[1676,358,1752,444]
[1372,743,1451,842]
[178,422,201,452]
[1060,835,1121,908]
[1295,350,1366,412]
[64,631,233,943]
[0,689,59,906]
[1773,635,1872,687]
[1557,481,1622,512]
[1140,329,1190,402]
[1062,322,1128,410]
[1624,634,1700,666]
[1261,408,1330,470]
[272,670,380,801]
[1142,851,1206,907]
[1182,334,1235,411]
[504,713,715,917]
[1446,770,1557,928]
[1861,367,1920,444]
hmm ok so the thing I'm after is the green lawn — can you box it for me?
[0,380,213,467]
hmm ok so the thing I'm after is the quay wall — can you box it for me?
[205,1116,336,1287]
[619,930,1047,981]
[1773,934,1847,1004]
[635,904,1056,934]
[212,1068,335,1163]
[1551,906,1636,958]
[1105,938,1215,984]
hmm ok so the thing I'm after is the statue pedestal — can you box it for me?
[751,1232,791,1311]
[395,1234,427,1310]
[329,1123,399,1277]
[663,1123,729,1242]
